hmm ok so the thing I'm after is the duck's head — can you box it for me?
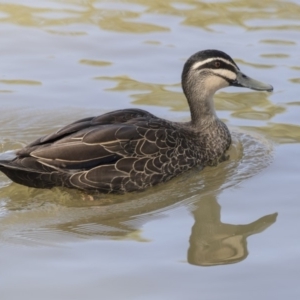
[182,49,273,96]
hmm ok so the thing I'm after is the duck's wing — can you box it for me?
[26,108,156,147]
[16,108,162,169]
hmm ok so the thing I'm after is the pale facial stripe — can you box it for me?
[210,69,236,80]
[191,57,238,71]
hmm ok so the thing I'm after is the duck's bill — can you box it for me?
[232,71,273,92]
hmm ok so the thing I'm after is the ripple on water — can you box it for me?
[0,131,273,246]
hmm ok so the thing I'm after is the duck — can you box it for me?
[0,50,273,193]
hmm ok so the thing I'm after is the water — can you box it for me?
[1,0,300,299]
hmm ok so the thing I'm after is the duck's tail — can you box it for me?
[0,150,17,161]
[0,159,72,189]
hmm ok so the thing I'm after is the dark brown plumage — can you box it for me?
[0,50,273,193]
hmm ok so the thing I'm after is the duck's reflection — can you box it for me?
[0,177,277,267]
[188,197,277,266]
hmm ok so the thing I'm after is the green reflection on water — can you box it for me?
[290,78,300,84]
[0,79,42,85]
[234,59,275,69]
[0,0,299,33]
[261,53,290,58]
[287,101,300,106]
[260,39,296,45]
[215,92,285,120]
[95,75,187,111]
[98,15,169,33]
[242,123,300,144]
[0,1,169,33]
[0,90,13,93]
[79,59,112,67]
[46,29,87,35]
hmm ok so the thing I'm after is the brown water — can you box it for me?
[0,1,300,299]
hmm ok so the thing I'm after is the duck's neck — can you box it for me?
[182,77,218,128]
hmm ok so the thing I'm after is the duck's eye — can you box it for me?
[214,61,221,68]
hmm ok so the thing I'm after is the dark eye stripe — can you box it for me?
[195,61,237,73]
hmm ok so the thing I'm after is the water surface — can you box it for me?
[0,1,300,299]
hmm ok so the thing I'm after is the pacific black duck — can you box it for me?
[0,50,273,193]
